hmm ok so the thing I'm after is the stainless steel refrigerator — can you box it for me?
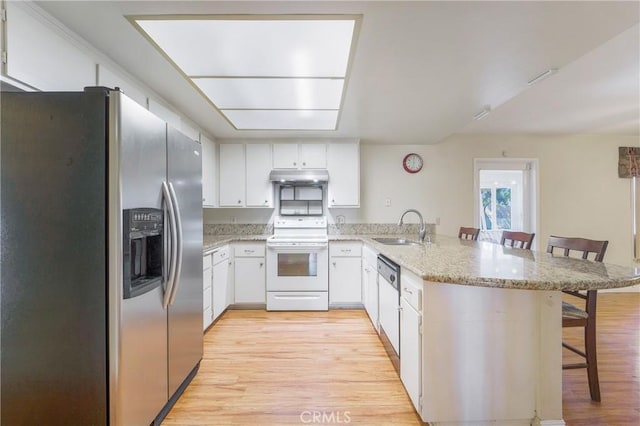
[1,88,203,425]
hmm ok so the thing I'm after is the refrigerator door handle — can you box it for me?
[168,181,183,305]
[162,181,178,309]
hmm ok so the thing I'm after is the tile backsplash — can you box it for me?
[204,223,273,235]
[204,222,435,236]
[329,223,436,235]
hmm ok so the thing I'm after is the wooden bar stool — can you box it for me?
[546,235,609,402]
[458,227,480,241]
[500,231,535,249]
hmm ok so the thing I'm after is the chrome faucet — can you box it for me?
[398,209,426,243]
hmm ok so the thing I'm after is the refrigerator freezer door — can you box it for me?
[110,92,169,425]
[166,126,204,396]
[1,92,108,425]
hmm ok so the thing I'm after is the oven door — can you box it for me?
[266,243,328,291]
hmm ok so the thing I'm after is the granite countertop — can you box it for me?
[358,234,640,291]
[202,233,640,291]
[203,234,269,253]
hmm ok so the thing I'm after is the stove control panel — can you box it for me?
[274,216,327,229]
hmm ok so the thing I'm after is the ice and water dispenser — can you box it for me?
[122,208,163,299]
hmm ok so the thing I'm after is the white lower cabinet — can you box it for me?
[203,253,213,330]
[329,242,362,306]
[400,268,423,414]
[234,242,266,304]
[211,245,231,323]
[362,245,379,331]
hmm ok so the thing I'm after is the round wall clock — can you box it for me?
[402,153,423,173]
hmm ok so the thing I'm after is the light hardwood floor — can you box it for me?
[163,293,639,425]
[562,293,640,425]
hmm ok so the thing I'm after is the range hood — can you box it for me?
[269,169,329,183]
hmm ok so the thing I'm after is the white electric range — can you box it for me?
[266,216,329,311]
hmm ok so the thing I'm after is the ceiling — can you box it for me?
[36,1,640,145]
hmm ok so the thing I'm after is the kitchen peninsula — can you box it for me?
[205,234,639,291]
[203,233,640,425]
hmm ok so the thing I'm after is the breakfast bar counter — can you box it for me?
[353,234,639,426]
[360,234,640,291]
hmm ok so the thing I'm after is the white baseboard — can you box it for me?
[532,418,566,426]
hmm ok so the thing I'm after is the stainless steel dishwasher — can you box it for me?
[377,254,400,372]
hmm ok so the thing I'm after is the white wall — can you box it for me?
[351,134,637,270]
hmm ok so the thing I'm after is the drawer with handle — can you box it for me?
[213,246,230,265]
[401,269,422,313]
[234,242,266,257]
[329,241,362,257]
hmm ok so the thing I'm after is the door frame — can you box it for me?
[473,158,539,248]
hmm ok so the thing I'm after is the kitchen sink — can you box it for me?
[372,237,421,246]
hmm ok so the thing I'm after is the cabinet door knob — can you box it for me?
[238,200,242,204]
[332,262,337,267]
[265,200,268,204]
[259,262,264,267]
[293,162,297,166]
[302,162,306,166]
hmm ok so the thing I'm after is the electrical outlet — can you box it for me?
[385,198,391,207]
[336,215,346,225]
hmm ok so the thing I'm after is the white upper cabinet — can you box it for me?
[327,142,360,208]
[273,143,326,169]
[5,2,95,91]
[218,143,273,208]
[272,144,299,169]
[298,144,327,169]
[219,144,246,207]
[245,144,273,207]
[201,135,217,207]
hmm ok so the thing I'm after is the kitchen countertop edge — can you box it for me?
[202,234,640,291]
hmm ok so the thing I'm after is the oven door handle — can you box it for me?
[273,295,324,300]
[162,181,178,309]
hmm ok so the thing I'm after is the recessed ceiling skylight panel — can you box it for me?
[132,16,359,130]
